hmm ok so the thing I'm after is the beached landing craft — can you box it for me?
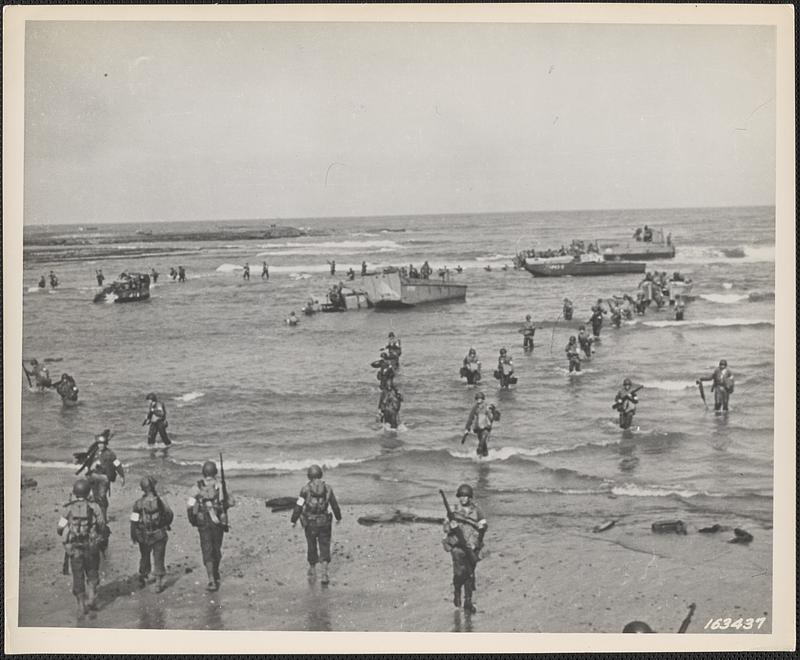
[92,272,151,303]
[522,253,646,277]
[357,268,468,308]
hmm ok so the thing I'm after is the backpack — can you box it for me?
[66,500,96,543]
[139,495,172,531]
[303,480,330,525]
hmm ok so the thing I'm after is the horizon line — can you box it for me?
[22,202,775,227]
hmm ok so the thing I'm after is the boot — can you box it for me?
[453,584,462,608]
[205,562,217,591]
[137,573,147,588]
[155,575,165,593]
[76,594,88,616]
[319,561,330,585]
[86,583,98,611]
[463,583,476,614]
[307,563,317,579]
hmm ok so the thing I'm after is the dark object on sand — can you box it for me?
[21,476,38,490]
[357,510,444,526]
[729,528,753,544]
[592,520,617,533]
[622,620,654,633]
[698,523,724,533]
[651,520,687,535]
[264,496,297,512]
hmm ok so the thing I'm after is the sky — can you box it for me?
[23,20,777,224]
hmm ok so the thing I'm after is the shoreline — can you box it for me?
[18,465,773,632]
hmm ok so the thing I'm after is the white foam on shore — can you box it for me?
[611,483,714,498]
[174,391,205,403]
[22,460,75,470]
[447,445,550,462]
[699,293,749,304]
[174,456,368,472]
[642,318,773,328]
[641,380,696,391]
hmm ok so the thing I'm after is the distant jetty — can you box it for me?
[24,224,307,247]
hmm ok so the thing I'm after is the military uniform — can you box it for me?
[464,399,497,457]
[521,320,536,350]
[187,474,234,590]
[57,491,106,613]
[131,485,173,590]
[442,494,487,613]
[146,397,171,445]
[291,474,342,583]
[88,445,124,520]
[614,386,638,429]
[701,364,734,412]
[566,339,581,373]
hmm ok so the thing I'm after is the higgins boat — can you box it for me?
[357,268,467,308]
[523,253,646,277]
[93,272,151,303]
[600,228,675,261]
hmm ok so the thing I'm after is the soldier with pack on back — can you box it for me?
[80,429,125,522]
[57,478,106,616]
[290,464,342,585]
[186,460,234,592]
[130,475,173,592]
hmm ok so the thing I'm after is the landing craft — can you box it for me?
[93,272,151,303]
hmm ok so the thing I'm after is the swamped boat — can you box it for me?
[93,272,151,303]
[357,268,467,308]
[523,253,645,277]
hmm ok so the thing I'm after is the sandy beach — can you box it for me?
[18,466,772,633]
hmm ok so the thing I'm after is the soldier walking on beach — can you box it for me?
[291,465,342,585]
[187,460,234,591]
[57,478,106,616]
[143,392,171,446]
[131,476,173,592]
[84,429,125,522]
[441,484,487,614]
[261,261,269,279]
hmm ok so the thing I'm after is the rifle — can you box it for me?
[678,603,696,633]
[439,490,479,567]
[22,362,32,388]
[62,551,70,575]
[219,452,230,531]
[612,385,644,410]
[695,380,708,407]
[74,442,99,475]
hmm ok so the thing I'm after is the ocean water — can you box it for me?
[20,206,775,527]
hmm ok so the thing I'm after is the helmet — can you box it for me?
[623,378,632,387]
[500,348,507,355]
[72,478,91,498]
[579,325,586,331]
[30,358,38,366]
[569,335,576,342]
[525,314,531,320]
[468,347,476,355]
[95,429,111,444]
[622,621,654,633]
[388,332,395,338]
[380,352,389,359]
[145,392,157,401]
[474,391,485,400]
[202,461,218,477]
[61,373,69,380]
[307,464,323,480]
[719,359,727,367]
[140,476,157,492]
[456,484,473,498]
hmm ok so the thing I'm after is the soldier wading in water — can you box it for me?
[441,484,487,614]
[291,464,342,585]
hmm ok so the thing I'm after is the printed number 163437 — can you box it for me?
[704,617,767,631]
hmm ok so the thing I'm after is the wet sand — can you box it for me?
[18,467,772,633]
